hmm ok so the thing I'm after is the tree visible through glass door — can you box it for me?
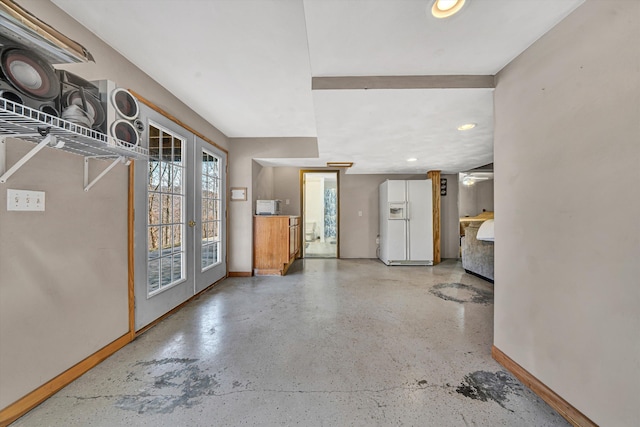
[147,124,185,295]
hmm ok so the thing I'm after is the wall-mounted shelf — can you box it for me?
[0,98,148,191]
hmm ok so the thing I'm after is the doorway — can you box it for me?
[301,170,339,258]
[133,103,227,331]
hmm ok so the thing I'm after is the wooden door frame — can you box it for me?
[129,92,229,335]
[299,169,340,259]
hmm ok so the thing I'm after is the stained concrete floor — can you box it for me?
[304,239,338,258]
[13,259,569,426]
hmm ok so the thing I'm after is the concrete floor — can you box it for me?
[304,239,337,258]
[13,259,569,426]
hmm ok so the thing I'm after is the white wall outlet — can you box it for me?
[7,189,45,211]
[285,199,290,205]
[358,210,363,217]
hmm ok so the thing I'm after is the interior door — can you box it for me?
[301,170,339,258]
[134,105,226,331]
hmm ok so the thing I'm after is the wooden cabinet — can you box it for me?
[254,215,300,276]
[289,216,300,259]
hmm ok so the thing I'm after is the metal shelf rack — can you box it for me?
[0,98,148,191]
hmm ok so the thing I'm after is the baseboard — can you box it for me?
[492,346,597,427]
[464,268,494,284]
[228,271,252,277]
[1,275,229,426]
[0,333,131,427]
[253,268,283,276]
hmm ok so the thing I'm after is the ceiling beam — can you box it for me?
[312,75,495,90]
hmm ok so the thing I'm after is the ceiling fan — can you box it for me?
[459,172,493,186]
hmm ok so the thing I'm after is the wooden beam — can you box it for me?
[492,346,597,427]
[128,162,135,340]
[312,75,495,90]
[427,170,441,264]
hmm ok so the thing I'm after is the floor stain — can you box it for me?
[430,283,493,305]
[134,358,199,367]
[115,359,218,414]
[456,370,522,410]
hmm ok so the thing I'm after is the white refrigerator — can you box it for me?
[379,180,433,265]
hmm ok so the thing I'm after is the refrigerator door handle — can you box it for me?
[406,218,410,259]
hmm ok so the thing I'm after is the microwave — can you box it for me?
[256,200,281,215]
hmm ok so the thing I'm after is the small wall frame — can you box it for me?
[230,187,247,201]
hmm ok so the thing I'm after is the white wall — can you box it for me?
[273,167,301,216]
[228,138,318,273]
[458,182,476,217]
[252,162,274,202]
[440,174,460,259]
[475,180,494,213]
[493,1,640,425]
[305,178,325,241]
[459,179,494,217]
[0,139,128,409]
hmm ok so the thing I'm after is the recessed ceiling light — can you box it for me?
[431,0,466,19]
[407,158,418,162]
[457,123,476,131]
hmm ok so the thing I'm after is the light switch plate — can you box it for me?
[7,189,45,211]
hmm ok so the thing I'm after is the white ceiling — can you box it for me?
[51,0,584,174]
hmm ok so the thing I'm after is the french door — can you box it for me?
[133,104,226,331]
[195,137,226,293]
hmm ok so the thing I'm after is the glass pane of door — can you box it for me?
[194,136,226,294]
[147,124,185,296]
[201,150,221,270]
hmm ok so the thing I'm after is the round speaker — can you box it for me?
[111,119,140,146]
[62,90,105,128]
[0,89,23,104]
[39,104,59,118]
[110,88,139,120]
[0,48,59,100]
[133,118,144,132]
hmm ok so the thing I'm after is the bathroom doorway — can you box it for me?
[301,170,339,258]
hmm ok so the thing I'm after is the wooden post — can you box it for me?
[128,161,135,339]
[427,170,441,264]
